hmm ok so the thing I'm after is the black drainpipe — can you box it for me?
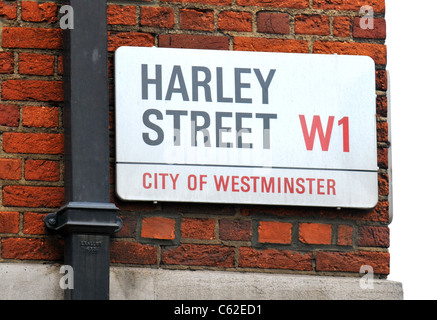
[44,0,122,300]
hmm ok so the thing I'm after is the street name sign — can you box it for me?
[115,47,378,208]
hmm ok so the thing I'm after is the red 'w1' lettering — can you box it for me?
[299,115,350,152]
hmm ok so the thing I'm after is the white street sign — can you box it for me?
[115,47,378,208]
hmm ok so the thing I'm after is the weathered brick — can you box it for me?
[1,27,62,49]
[299,223,332,245]
[2,80,63,102]
[0,104,19,126]
[313,0,385,13]
[353,17,386,39]
[337,225,353,246]
[0,158,21,180]
[316,250,390,274]
[107,5,136,26]
[257,12,290,34]
[159,34,229,50]
[180,9,214,31]
[22,106,59,128]
[295,15,329,36]
[234,37,308,53]
[218,11,252,32]
[1,237,63,260]
[3,133,64,154]
[162,244,235,267]
[110,241,157,265]
[358,226,390,247]
[23,212,46,235]
[0,0,17,20]
[0,52,14,74]
[141,216,176,240]
[237,0,308,9]
[24,159,60,182]
[239,247,312,270]
[2,186,64,208]
[19,53,55,76]
[141,7,175,28]
[182,218,215,240]
[219,219,251,241]
[21,1,57,23]
[0,211,20,233]
[333,16,351,37]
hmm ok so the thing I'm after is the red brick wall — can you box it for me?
[0,0,389,277]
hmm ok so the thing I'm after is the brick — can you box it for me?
[234,37,308,53]
[108,32,154,52]
[378,172,389,196]
[110,241,157,265]
[218,11,252,32]
[141,216,176,240]
[0,158,21,180]
[2,186,64,208]
[159,34,229,50]
[107,5,136,26]
[114,214,137,238]
[295,15,329,36]
[182,218,215,240]
[0,52,14,74]
[313,41,387,65]
[1,27,62,49]
[162,244,235,267]
[358,226,390,247]
[316,250,390,274]
[353,17,386,39]
[164,0,232,5]
[376,96,387,118]
[258,221,292,244]
[337,225,353,246]
[21,1,57,23]
[299,223,332,245]
[237,0,308,9]
[23,212,46,235]
[376,70,387,91]
[140,7,175,28]
[1,237,63,260]
[313,0,385,13]
[0,104,20,127]
[0,0,17,20]
[257,12,290,34]
[24,160,60,182]
[19,53,55,76]
[58,56,64,75]
[22,106,59,128]
[239,247,312,270]
[0,211,19,233]
[219,219,251,241]
[299,223,331,244]
[3,133,64,154]
[333,16,351,37]
[377,146,388,169]
[1,80,63,102]
[377,121,388,142]
[180,9,214,31]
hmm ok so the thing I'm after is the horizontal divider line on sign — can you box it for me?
[116,162,378,173]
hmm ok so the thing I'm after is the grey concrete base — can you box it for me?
[0,263,403,300]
